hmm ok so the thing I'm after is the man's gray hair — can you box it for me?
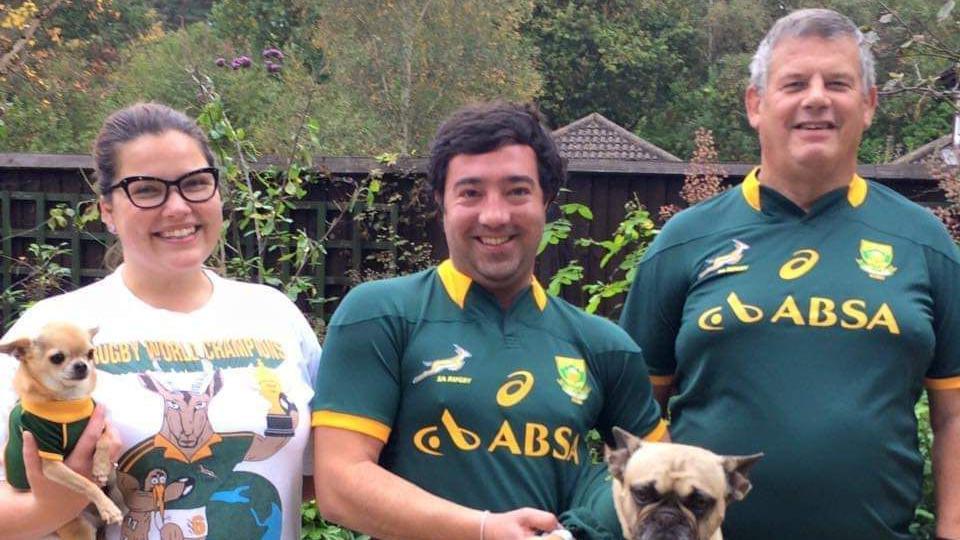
[749,8,876,94]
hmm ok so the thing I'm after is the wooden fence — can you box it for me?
[0,153,942,326]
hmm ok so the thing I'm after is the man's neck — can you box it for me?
[757,161,857,211]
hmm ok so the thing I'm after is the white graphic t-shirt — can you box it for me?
[1,267,321,540]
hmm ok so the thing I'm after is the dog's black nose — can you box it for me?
[72,362,88,379]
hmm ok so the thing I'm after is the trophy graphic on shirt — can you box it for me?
[256,361,296,437]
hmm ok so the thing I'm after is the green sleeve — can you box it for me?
[618,244,689,378]
[595,348,662,446]
[20,413,66,458]
[559,463,620,540]
[311,286,406,438]
[926,245,960,380]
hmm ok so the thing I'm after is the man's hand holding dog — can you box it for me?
[481,508,559,540]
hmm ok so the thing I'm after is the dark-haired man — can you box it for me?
[620,8,960,540]
[311,102,667,539]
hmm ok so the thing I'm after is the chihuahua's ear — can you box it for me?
[88,326,99,340]
[0,337,33,362]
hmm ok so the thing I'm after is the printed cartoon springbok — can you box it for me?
[119,370,298,539]
[698,239,750,279]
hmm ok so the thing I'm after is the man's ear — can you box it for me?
[745,85,762,129]
[862,85,878,128]
[434,190,444,216]
[723,453,764,502]
[0,337,33,362]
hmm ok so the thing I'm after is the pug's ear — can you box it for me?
[88,326,99,340]
[0,337,33,362]
[606,427,643,482]
[722,453,764,502]
[612,426,643,453]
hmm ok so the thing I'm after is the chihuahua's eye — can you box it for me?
[87,349,95,361]
[49,352,66,365]
[150,477,160,485]
[631,483,660,506]
[684,490,715,517]
[157,473,167,483]
[167,402,181,410]
[195,402,206,410]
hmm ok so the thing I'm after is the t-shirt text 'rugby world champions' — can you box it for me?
[92,338,286,373]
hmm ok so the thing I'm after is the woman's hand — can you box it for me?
[22,404,121,517]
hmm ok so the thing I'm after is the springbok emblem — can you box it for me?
[412,345,472,384]
[698,239,750,279]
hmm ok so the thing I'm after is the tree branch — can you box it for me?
[0,0,66,77]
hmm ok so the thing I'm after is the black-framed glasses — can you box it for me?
[104,167,220,209]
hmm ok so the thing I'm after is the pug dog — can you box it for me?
[605,427,762,540]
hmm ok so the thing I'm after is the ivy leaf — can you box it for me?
[938,0,956,22]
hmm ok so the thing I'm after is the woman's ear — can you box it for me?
[100,198,117,234]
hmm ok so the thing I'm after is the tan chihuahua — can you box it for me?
[1,321,122,539]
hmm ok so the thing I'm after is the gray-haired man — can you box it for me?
[620,8,960,540]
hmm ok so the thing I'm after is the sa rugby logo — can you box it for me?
[555,356,590,404]
[698,239,750,279]
[857,240,897,280]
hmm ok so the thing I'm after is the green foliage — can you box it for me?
[301,501,369,540]
[103,24,380,156]
[911,393,936,539]
[313,0,541,154]
[546,195,656,315]
[209,0,325,79]
[0,239,73,330]
[527,0,702,130]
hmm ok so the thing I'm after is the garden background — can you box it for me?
[2,0,959,538]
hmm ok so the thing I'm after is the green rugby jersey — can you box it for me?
[4,397,94,489]
[620,169,960,540]
[312,260,665,536]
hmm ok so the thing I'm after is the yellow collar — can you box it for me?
[741,167,868,211]
[437,259,547,311]
[21,397,94,423]
[153,433,223,463]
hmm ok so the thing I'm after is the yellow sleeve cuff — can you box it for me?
[312,410,392,443]
[642,418,669,442]
[925,376,960,390]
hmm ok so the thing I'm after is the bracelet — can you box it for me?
[479,510,490,540]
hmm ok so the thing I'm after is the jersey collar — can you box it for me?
[437,259,547,312]
[153,432,223,463]
[741,167,868,212]
[21,396,94,423]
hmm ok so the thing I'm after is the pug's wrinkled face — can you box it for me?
[606,427,762,540]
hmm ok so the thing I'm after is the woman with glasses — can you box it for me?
[0,103,321,539]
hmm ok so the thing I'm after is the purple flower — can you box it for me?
[231,56,252,69]
[215,57,226,67]
[266,62,282,74]
[262,48,284,61]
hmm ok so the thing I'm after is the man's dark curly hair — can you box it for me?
[427,101,565,204]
